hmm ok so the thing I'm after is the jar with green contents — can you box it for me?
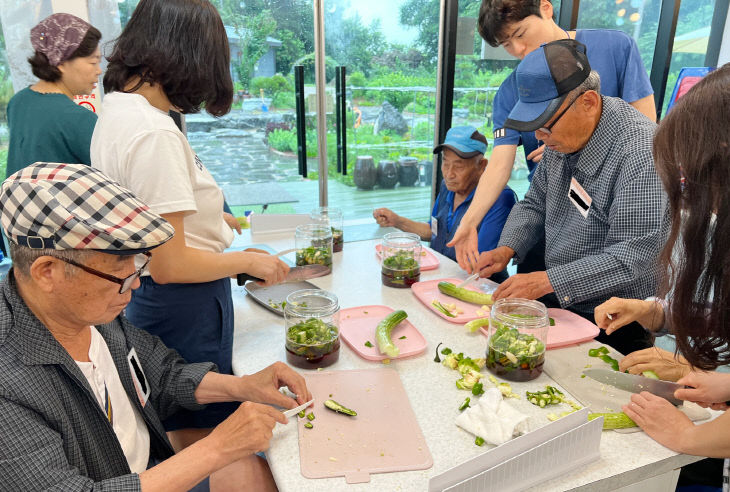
[310,207,343,252]
[380,231,421,288]
[486,298,549,381]
[284,289,340,368]
[295,223,333,272]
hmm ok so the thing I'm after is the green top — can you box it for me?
[6,87,97,177]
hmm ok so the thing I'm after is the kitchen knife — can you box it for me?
[282,398,315,419]
[582,368,685,406]
[455,272,479,289]
[237,264,330,286]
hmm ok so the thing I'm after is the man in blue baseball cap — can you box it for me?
[374,125,516,282]
[476,39,667,355]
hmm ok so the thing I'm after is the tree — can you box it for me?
[399,0,481,63]
[327,16,386,75]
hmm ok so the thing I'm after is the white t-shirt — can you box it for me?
[91,92,233,261]
[75,326,150,474]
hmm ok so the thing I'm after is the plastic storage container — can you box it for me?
[486,298,549,381]
[284,289,340,368]
[380,231,421,288]
[295,224,333,272]
[310,207,344,252]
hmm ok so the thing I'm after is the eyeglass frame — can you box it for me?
[536,91,587,135]
[53,251,152,294]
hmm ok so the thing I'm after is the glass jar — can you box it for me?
[380,231,421,288]
[295,224,333,272]
[310,207,344,252]
[486,298,549,381]
[284,289,340,368]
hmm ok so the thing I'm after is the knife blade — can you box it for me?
[282,398,315,419]
[275,248,296,257]
[455,273,479,289]
[237,264,330,286]
[582,368,685,405]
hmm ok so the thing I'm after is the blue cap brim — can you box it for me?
[432,144,482,159]
[504,94,568,132]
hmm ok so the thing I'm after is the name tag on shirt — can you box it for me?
[431,216,438,237]
[568,177,592,218]
[127,348,150,408]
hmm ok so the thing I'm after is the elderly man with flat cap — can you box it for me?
[476,39,667,355]
[0,163,311,491]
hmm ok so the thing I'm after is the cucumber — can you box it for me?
[375,310,408,358]
[464,317,490,333]
[438,282,494,306]
[588,412,637,430]
[324,399,357,416]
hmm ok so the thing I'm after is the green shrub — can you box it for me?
[267,128,297,153]
[250,75,293,97]
[271,91,295,110]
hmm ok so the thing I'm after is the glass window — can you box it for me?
[322,0,438,239]
[577,0,662,76]
[661,0,716,116]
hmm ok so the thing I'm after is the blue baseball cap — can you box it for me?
[505,39,591,132]
[433,125,488,159]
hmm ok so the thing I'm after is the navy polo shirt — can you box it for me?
[429,181,517,264]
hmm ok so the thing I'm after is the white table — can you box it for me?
[230,234,703,491]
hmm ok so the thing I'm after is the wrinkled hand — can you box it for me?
[675,371,730,408]
[619,347,690,381]
[237,361,312,409]
[223,212,242,234]
[243,252,289,286]
[595,297,655,334]
[373,208,400,228]
[493,271,553,301]
[207,401,286,463]
[475,246,513,278]
[447,225,480,272]
[622,391,693,453]
[526,144,546,163]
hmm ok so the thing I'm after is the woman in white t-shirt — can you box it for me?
[90,0,288,484]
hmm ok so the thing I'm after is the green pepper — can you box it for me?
[475,436,485,446]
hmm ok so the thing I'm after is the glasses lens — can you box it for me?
[120,273,138,294]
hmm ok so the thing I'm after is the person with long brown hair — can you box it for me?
[91,1,289,488]
[595,64,730,457]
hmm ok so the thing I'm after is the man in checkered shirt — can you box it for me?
[477,40,667,355]
[0,163,311,491]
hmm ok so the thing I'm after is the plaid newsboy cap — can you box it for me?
[0,163,174,254]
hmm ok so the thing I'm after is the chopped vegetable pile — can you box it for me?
[486,323,545,380]
[382,249,419,271]
[286,318,339,361]
[588,346,620,371]
[431,299,459,317]
[296,245,332,267]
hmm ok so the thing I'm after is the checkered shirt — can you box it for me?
[499,96,668,315]
[0,273,215,490]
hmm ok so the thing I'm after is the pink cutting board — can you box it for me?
[339,305,427,361]
[411,277,490,323]
[375,243,440,271]
[479,308,599,349]
[298,368,433,483]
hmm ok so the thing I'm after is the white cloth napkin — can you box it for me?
[455,388,529,445]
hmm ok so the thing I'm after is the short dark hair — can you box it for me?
[478,0,545,47]
[653,63,730,370]
[103,0,233,116]
[28,25,102,82]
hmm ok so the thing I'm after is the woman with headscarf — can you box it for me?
[6,13,102,177]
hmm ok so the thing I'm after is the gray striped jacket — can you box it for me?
[0,272,216,491]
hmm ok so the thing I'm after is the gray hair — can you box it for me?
[10,243,96,278]
[568,70,601,99]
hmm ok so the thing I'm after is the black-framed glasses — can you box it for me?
[536,91,586,135]
[55,251,151,294]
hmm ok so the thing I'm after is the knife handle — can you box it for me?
[237,273,263,286]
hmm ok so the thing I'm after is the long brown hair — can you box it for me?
[654,63,730,370]
[103,0,232,116]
